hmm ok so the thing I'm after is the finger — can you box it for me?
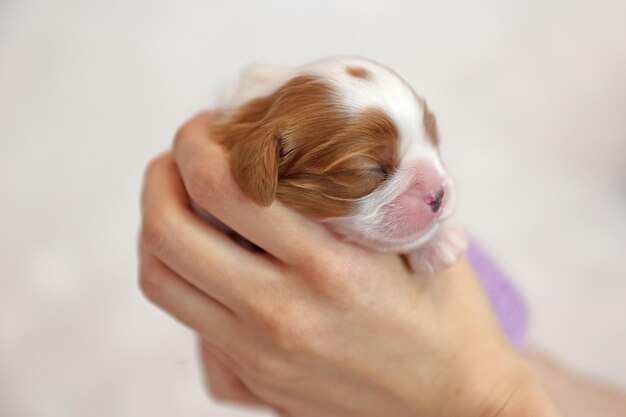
[139,249,238,349]
[140,153,280,310]
[201,344,344,417]
[199,339,265,406]
[172,111,341,265]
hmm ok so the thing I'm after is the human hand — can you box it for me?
[138,112,561,417]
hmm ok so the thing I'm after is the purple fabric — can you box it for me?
[467,240,528,348]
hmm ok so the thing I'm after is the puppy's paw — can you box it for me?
[405,223,468,275]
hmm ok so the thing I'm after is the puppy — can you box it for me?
[212,56,467,274]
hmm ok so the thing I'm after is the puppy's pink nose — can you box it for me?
[425,188,445,213]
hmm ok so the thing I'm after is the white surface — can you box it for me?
[1,1,625,416]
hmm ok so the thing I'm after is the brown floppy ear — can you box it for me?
[214,76,311,206]
[227,126,280,206]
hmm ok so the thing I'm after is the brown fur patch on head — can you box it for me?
[213,76,399,218]
[345,66,371,80]
[422,102,439,146]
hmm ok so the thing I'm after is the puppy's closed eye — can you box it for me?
[369,165,393,179]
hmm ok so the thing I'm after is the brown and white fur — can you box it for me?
[213,56,467,274]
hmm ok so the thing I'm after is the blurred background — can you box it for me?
[1,1,625,416]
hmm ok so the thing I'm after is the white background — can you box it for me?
[1,1,625,416]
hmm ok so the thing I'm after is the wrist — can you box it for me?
[430,344,562,417]
[487,363,562,417]
[453,346,528,417]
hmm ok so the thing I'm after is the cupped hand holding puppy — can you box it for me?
[138,112,561,417]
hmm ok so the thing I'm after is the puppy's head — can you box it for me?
[214,58,455,252]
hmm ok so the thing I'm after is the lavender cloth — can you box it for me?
[467,240,528,348]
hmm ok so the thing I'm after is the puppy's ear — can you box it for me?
[228,126,280,206]
[214,94,281,206]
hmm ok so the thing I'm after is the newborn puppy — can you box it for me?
[213,56,466,274]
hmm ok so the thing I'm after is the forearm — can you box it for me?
[526,348,626,417]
